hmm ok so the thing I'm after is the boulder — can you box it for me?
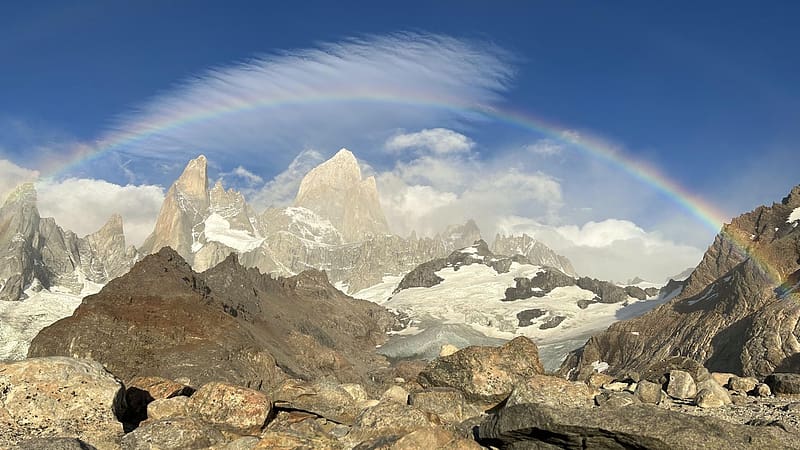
[695,388,726,408]
[765,373,800,395]
[595,391,640,408]
[585,372,613,389]
[755,383,773,397]
[728,376,759,393]
[389,427,481,450]
[477,402,799,449]
[188,381,270,435]
[506,374,594,409]
[642,357,709,384]
[409,388,480,424]
[635,380,664,404]
[439,344,459,357]
[17,438,99,450]
[223,436,261,449]
[125,376,194,427]
[272,379,363,425]
[666,370,697,399]
[381,385,410,405]
[146,396,190,421]
[0,357,125,449]
[120,417,225,450]
[710,372,736,387]
[255,430,340,449]
[696,378,732,405]
[348,401,439,444]
[417,336,544,405]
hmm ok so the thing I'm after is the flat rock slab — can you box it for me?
[478,403,800,450]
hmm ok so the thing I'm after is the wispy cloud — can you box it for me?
[95,33,513,183]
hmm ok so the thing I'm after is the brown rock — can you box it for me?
[417,336,544,406]
[756,383,773,397]
[409,388,481,424]
[728,375,758,393]
[120,417,225,450]
[586,372,613,389]
[147,396,189,421]
[272,379,363,425]
[188,381,271,435]
[381,385,409,405]
[0,357,125,449]
[710,372,736,387]
[390,427,481,450]
[349,401,440,444]
[634,380,663,404]
[506,374,594,409]
[697,378,732,405]
[695,388,726,408]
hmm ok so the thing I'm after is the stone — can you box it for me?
[340,383,370,403]
[728,375,759,393]
[255,430,340,449]
[417,336,544,406]
[710,372,736,387]
[595,391,640,408]
[478,402,798,449]
[756,383,773,397]
[381,385,409,405]
[223,436,261,450]
[188,381,271,435]
[696,378,732,405]
[666,369,697,399]
[125,376,194,426]
[349,401,439,444]
[17,438,99,450]
[601,381,629,392]
[439,344,459,357]
[0,357,125,449]
[766,373,800,395]
[695,388,726,408]
[147,396,189,421]
[585,372,613,389]
[389,427,481,450]
[506,374,594,409]
[272,379,363,425]
[409,388,481,424]
[120,417,226,450]
[634,380,663,404]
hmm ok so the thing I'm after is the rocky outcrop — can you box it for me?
[561,184,800,380]
[0,357,126,449]
[294,148,390,243]
[492,232,577,276]
[417,336,544,406]
[393,240,502,293]
[477,402,798,449]
[28,248,395,390]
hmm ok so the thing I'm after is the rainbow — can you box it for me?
[49,92,784,285]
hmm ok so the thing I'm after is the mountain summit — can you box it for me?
[294,148,390,242]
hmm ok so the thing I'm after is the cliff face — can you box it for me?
[0,183,139,302]
[561,185,800,380]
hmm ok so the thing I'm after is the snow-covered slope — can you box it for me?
[0,281,101,361]
[354,243,669,370]
[789,207,800,224]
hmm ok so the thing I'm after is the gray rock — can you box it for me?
[625,285,648,300]
[492,233,577,277]
[766,373,800,395]
[120,417,226,450]
[516,309,546,327]
[595,391,640,408]
[634,380,663,404]
[506,375,594,409]
[409,388,480,424]
[477,402,799,449]
[728,375,758,393]
[666,370,697,399]
[695,388,725,408]
[696,378,732,405]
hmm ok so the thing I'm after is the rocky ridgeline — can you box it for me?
[562,184,800,380]
[5,339,800,449]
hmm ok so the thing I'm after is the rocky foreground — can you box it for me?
[4,338,800,449]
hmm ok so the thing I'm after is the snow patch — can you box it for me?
[203,213,265,253]
[788,207,800,224]
[591,360,610,373]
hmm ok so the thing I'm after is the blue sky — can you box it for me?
[1,1,798,281]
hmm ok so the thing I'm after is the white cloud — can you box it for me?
[36,178,164,247]
[0,159,39,201]
[386,128,475,155]
[250,149,325,209]
[496,216,703,283]
[221,166,264,186]
[525,139,563,156]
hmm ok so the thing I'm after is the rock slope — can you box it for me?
[28,247,396,390]
[561,184,800,380]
